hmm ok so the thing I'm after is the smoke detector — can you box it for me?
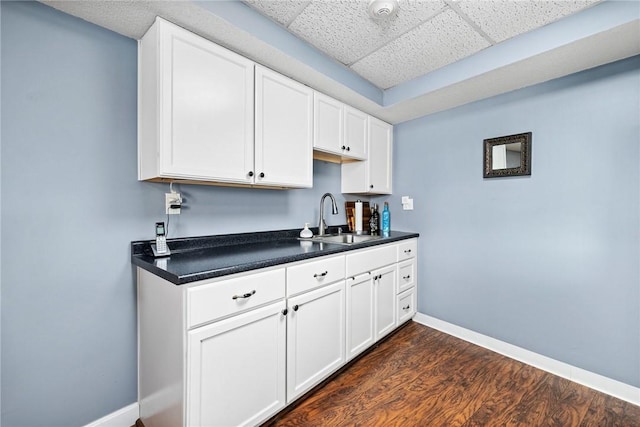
[368,0,399,20]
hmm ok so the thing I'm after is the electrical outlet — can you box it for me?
[401,196,414,211]
[166,193,181,215]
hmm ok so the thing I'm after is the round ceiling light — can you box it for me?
[368,0,399,20]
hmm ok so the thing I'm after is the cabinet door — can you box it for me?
[343,106,367,160]
[341,116,393,194]
[346,273,375,361]
[255,66,313,188]
[314,92,343,154]
[287,281,345,402]
[187,301,286,427]
[368,117,393,194]
[158,20,254,183]
[374,264,397,341]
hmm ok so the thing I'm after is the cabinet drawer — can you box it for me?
[397,287,416,325]
[397,239,417,262]
[346,244,396,277]
[397,259,415,294]
[287,255,345,297]
[188,268,285,328]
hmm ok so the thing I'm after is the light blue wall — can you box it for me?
[0,2,347,426]
[389,55,640,387]
[2,2,639,426]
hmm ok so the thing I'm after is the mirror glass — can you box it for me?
[492,142,522,170]
[484,132,531,178]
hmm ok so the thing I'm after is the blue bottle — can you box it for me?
[381,202,390,237]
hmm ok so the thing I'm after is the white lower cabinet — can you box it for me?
[397,287,416,325]
[138,239,417,427]
[346,272,375,361]
[396,239,418,325]
[187,301,287,427]
[286,281,345,402]
[374,264,397,341]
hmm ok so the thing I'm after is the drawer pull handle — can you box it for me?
[403,275,411,280]
[232,290,256,300]
[403,305,411,310]
[313,271,328,279]
[404,249,412,254]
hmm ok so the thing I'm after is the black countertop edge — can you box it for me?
[131,229,419,285]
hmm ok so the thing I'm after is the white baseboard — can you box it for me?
[414,312,640,406]
[83,402,139,427]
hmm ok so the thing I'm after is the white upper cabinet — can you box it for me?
[139,18,313,188]
[341,116,393,194]
[139,17,392,191]
[343,106,368,160]
[368,117,393,194]
[314,93,366,161]
[313,93,343,155]
[255,66,313,188]
[138,17,255,184]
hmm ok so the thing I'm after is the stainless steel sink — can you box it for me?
[302,233,381,245]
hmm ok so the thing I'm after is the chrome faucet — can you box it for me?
[318,193,339,236]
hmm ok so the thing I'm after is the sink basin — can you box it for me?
[303,233,382,245]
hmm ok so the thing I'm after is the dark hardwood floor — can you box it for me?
[266,321,640,427]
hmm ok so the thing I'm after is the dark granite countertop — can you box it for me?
[131,227,419,285]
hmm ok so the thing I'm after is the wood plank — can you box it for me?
[580,392,640,426]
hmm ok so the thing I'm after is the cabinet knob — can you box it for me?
[341,145,346,150]
[370,184,374,189]
[282,308,288,316]
[346,146,350,151]
[293,304,299,311]
[259,172,265,178]
[232,290,256,300]
[248,171,254,177]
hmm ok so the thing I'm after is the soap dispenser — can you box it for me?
[299,223,313,238]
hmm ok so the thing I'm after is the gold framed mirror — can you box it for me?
[483,132,532,178]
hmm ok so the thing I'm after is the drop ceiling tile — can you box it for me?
[245,0,311,26]
[286,0,447,65]
[351,8,490,89]
[456,0,600,43]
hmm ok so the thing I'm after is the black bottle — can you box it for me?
[369,204,380,235]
